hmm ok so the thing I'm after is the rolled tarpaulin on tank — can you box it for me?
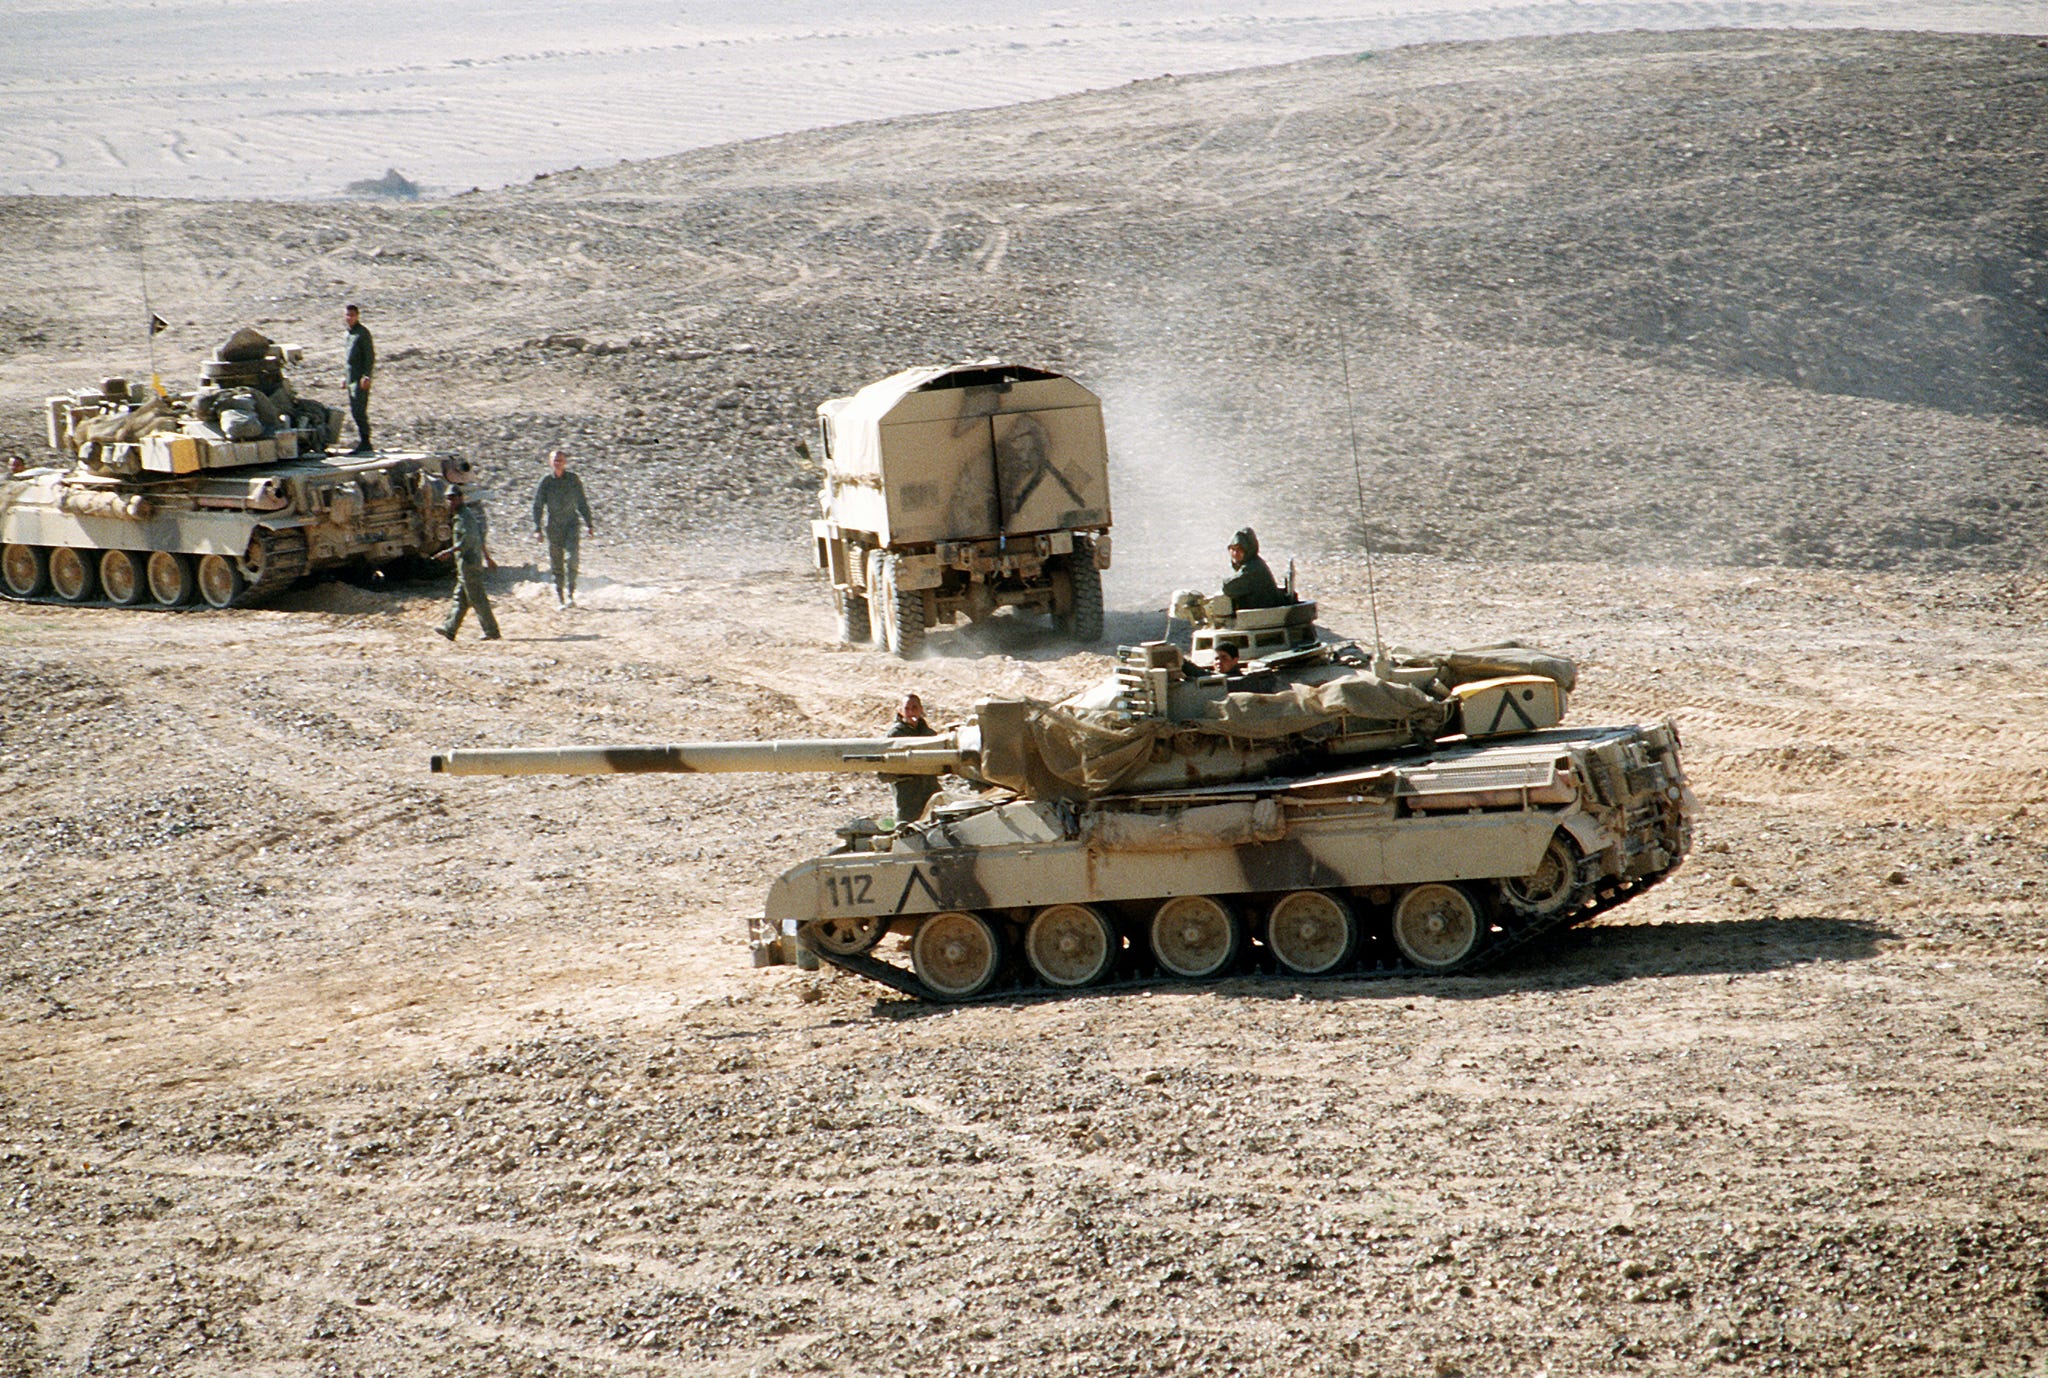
[1198,676,1451,741]
[1392,643,1579,694]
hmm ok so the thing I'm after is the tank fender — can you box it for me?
[1558,812,1617,865]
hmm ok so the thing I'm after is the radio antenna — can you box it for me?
[1337,322,1388,671]
[130,197,169,397]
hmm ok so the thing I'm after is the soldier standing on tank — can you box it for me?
[531,449,595,607]
[884,693,940,824]
[1221,526,1287,610]
[433,488,500,641]
[343,303,375,453]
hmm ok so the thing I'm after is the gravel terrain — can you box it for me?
[2,28,2045,1378]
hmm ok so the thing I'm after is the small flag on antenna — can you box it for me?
[148,313,168,336]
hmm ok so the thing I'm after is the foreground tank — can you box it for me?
[2,331,463,609]
[431,617,1696,1002]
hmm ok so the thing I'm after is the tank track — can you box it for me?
[240,527,309,600]
[0,527,310,610]
[800,865,1680,1004]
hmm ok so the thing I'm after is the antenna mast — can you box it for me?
[134,200,166,397]
[1337,323,1387,670]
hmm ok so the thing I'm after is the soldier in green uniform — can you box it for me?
[883,693,940,824]
[434,487,501,641]
[1221,527,1287,610]
[531,449,595,607]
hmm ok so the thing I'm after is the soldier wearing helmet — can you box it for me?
[1221,527,1286,610]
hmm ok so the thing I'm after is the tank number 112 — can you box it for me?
[825,873,875,907]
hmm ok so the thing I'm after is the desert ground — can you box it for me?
[7,0,2045,200]
[3,26,2047,1378]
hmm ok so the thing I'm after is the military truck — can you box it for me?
[432,613,1695,1002]
[2,331,464,609]
[810,362,1113,656]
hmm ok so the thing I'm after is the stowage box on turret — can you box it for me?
[2,328,463,609]
[432,608,1696,1002]
[809,361,1112,657]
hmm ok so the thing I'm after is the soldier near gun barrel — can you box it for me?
[433,488,501,641]
[531,449,595,607]
[883,693,939,824]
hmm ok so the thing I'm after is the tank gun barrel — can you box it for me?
[429,733,970,778]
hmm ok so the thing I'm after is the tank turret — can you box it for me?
[2,325,464,609]
[430,614,1695,1001]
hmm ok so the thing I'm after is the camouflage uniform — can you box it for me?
[439,501,500,640]
[1222,526,1287,610]
[885,714,940,823]
[531,469,594,604]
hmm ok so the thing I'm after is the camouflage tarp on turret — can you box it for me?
[1022,672,1454,798]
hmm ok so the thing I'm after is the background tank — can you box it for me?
[431,620,1695,1001]
[810,361,1113,656]
[1,329,464,609]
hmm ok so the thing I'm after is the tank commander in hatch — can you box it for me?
[531,449,596,607]
[433,487,501,641]
[883,693,940,825]
[1221,526,1287,610]
[342,303,374,453]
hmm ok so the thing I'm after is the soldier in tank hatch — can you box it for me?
[1221,527,1287,610]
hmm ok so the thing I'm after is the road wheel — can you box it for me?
[3,544,48,597]
[910,911,1001,999]
[1149,895,1242,979]
[48,547,99,602]
[1500,833,1582,922]
[1054,536,1104,642]
[99,550,147,605]
[1266,890,1358,975]
[1391,883,1484,971]
[832,584,871,644]
[147,550,197,606]
[810,913,885,956]
[197,553,248,609]
[878,553,926,659]
[1025,903,1117,988]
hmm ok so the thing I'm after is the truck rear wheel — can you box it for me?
[3,544,48,598]
[1055,536,1104,642]
[877,554,926,658]
[832,585,871,644]
[49,547,99,602]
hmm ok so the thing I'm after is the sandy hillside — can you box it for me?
[3,28,2047,1378]
[7,0,2044,200]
